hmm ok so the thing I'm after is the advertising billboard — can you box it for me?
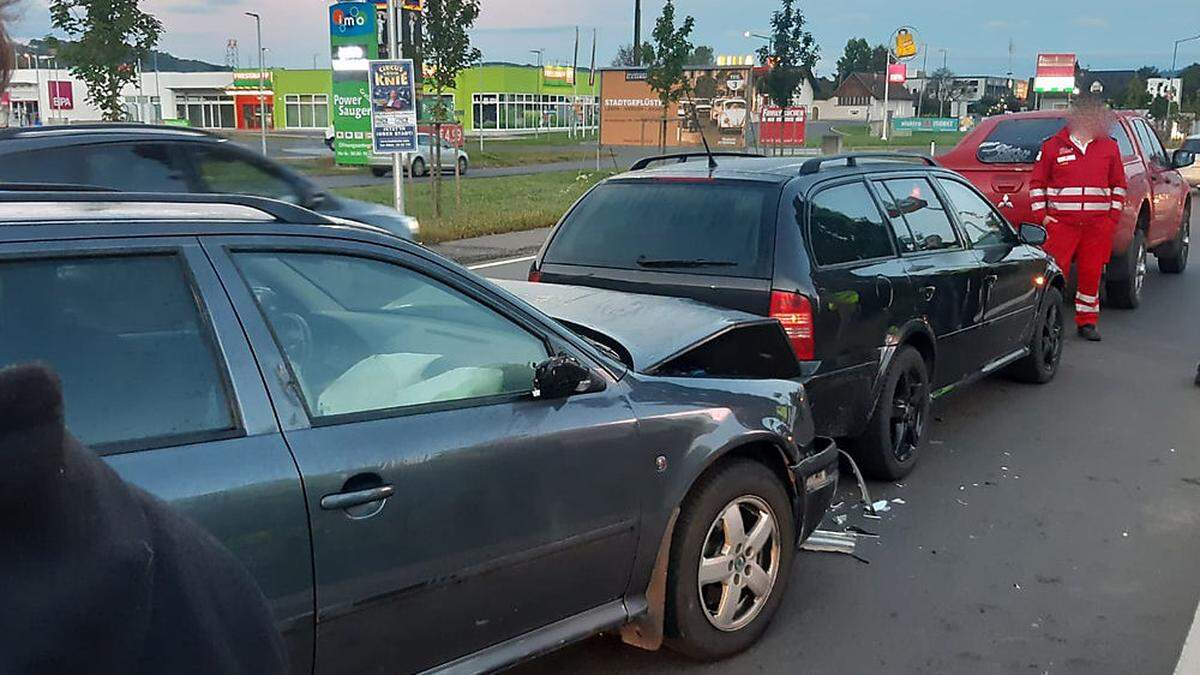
[887,62,907,84]
[1033,53,1076,93]
[599,67,753,148]
[330,2,379,165]
[368,59,417,154]
[759,106,806,146]
[47,81,73,110]
[893,117,959,132]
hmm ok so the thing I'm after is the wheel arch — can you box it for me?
[865,320,936,421]
[619,438,798,652]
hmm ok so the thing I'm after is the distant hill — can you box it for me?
[16,38,226,73]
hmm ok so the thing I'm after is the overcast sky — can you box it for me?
[8,0,1200,77]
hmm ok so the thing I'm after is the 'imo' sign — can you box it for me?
[331,6,368,34]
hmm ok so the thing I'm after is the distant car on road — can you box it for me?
[528,152,1067,479]
[369,132,469,177]
[940,111,1193,308]
[0,189,837,673]
[0,124,419,239]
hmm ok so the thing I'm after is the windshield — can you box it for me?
[977,118,1068,164]
[543,179,779,278]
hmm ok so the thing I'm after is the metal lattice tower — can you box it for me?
[225,39,240,70]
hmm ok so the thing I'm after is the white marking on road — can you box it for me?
[467,255,536,271]
[1174,594,1200,674]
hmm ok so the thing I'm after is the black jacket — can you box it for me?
[0,363,288,674]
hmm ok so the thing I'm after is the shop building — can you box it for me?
[441,63,599,134]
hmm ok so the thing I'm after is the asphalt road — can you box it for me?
[475,208,1200,675]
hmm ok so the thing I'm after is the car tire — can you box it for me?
[1157,201,1190,274]
[852,345,930,481]
[1106,228,1146,309]
[411,157,427,177]
[370,167,389,177]
[1007,286,1065,384]
[664,459,795,661]
[458,157,468,175]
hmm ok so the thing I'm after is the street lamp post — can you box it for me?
[938,48,949,118]
[245,11,267,156]
[530,48,544,136]
[633,0,641,66]
[1170,34,1200,122]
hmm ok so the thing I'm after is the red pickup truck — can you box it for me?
[940,110,1194,308]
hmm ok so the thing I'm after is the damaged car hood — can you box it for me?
[496,280,801,379]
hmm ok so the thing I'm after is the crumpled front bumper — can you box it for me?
[789,436,839,544]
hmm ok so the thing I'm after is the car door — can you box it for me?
[0,239,315,673]
[202,235,644,675]
[1130,118,1186,246]
[871,175,986,389]
[803,178,915,429]
[935,176,1042,360]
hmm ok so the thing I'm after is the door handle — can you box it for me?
[921,285,936,301]
[875,276,893,308]
[320,485,395,511]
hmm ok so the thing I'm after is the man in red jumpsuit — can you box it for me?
[1029,100,1127,341]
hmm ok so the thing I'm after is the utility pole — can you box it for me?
[245,11,267,156]
[154,51,162,122]
[530,48,544,136]
[882,49,891,141]
[388,0,405,215]
[916,45,928,117]
[633,0,642,66]
[938,48,948,118]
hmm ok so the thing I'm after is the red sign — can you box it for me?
[887,62,907,84]
[759,107,807,146]
[1035,53,1076,78]
[48,81,73,110]
[418,123,464,148]
[1,92,9,106]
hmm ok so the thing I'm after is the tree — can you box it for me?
[1148,95,1169,121]
[420,0,481,217]
[687,45,715,66]
[929,66,955,115]
[644,0,694,152]
[1120,76,1152,109]
[47,0,162,121]
[755,0,819,112]
[836,38,889,83]
[612,42,653,67]
[1179,62,1200,112]
[1135,65,1159,81]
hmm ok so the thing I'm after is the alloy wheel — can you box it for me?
[1181,215,1191,265]
[697,495,781,632]
[889,367,927,463]
[1041,301,1064,369]
[1134,240,1147,300]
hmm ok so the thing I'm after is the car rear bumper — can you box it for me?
[790,436,839,543]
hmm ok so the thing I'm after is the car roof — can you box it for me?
[0,124,224,153]
[617,152,950,185]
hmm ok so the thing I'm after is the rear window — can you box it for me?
[977,118,1067,164]
[544,179,779,278]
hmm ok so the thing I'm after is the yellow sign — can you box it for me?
[543,65,575,84]
[895,29,917,59]
[401,0,423,10]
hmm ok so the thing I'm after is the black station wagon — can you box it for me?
[529,152,1068,479]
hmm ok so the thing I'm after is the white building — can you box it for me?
[2,69,234,127]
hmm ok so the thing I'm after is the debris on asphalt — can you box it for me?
[837,449,876,516]
[892,498,907,505]
[1001,466,1010,471]
[1122,531,1129,538]
[956,498,969,507]
[1013,583,1021,590]
[802,530,870,564]
[833,514,847,526]
[872,499,892,513]
[845,525,878,537]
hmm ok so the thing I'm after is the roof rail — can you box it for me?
[630,152,763,171]
[0,123,218,141]
[798,152,938,175]
[0,191,330,225]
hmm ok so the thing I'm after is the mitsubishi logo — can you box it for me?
[998,193,1014,209]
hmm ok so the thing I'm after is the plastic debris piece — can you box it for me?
[863,512,882,520]
[802,530,869,563]
[1122,531,1129,537]
[956,498,968,506]
[872,499,892,513]
[845,525,879,538]
[959,485,965,491]
[1013,583,1021,590]
[1001,466,1009,471]
[892,498,907,505]
[829,501,844,511]
[837,449,875,514]
[833,514,847,526]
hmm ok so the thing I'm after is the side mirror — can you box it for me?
[532,355,593,399]
[1172,148,1196,170]
[1018,222,1048,247]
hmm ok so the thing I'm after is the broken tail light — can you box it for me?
[769,290,814,360]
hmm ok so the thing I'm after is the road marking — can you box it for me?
[468,255,536,271]
[1175,595,1200,674]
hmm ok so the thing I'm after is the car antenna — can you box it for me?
[683,77,718,173]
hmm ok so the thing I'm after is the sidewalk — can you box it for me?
[427,227,551,265]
